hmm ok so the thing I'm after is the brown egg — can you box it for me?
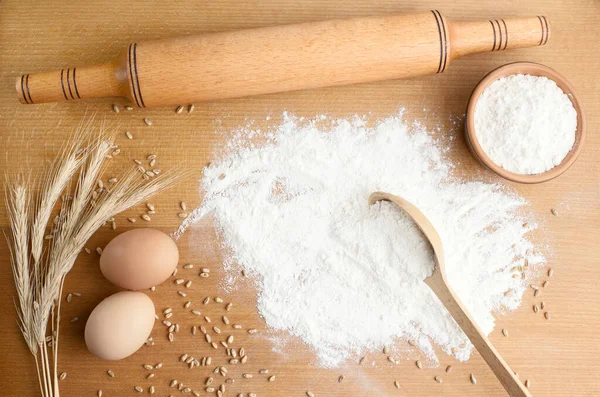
[100,228,178,290]
[85,291,155,360]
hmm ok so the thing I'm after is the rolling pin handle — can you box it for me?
[15,59,130,106]
[449,16,551,59]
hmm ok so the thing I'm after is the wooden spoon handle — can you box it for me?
[425,271,532,397]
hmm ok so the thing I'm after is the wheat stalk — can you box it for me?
[5,129,181,397]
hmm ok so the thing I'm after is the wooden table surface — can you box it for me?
[1,1,599,396]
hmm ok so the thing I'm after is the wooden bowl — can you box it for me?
[465,62,586,184]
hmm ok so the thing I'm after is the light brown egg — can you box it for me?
[100,228,178,290]
[85,291,155,360]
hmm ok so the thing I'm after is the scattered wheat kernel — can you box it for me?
[107,370,115,377]
[229,358,239,364]
[544,312,551,320]
[180,354,188,362]
[185,280,192,288]
[306,392,315,397]
[540,301,546,310]
[383,346,389,354]
[220,341,228,348]
[445,365,452,373]
[149,386,155,394]
[155,362,163,369]
[172,268,178,276]
[213,326,221,334]
[134,159,142,165]
[66,293,73,303]
[268,375,276,382]
[206,388,215,393]
[533,304,539,313]
[111,221,117,230]
[534,289,540,297]
[96,247,103,255]
[70,317,79,323]
[125,131,133,140]
[200,272,210,278]
[394,380,400,389]
[141,214,151,221]
[144,364,153,370]
[214,297,223,303]
[192,310,202,316]
[59,372,67,380]
[525,379,531,388]
[185,301,192,308]
[175,105,184,114]
[226,303,233,311]
[205,316,212,323]
[143,118,153,126]
[233,324,242,329]
[205,334,212,343]
[84,247,91,254]
[125,105,133,111]
[243,373,253,379]
[188,104,195,113]
[551,208,557,216]
[241,355,248,364]
[548,268,554,277]
[222,316,230,325]
[415,360,424,369]
[178,291,187,297]
[153,169,161,174]
[127,217,136,223]
[470,373,477,385]
[241,269,247,277]
[359,357,365,365]
[239,348,245,357]
[175,279,185,284]
[338,375,345,383]
[530,284,539,290]
[168,332,174,342]
[227,335,234,344]
[134,386,143,393]
[200,325,207,334]
[183,264,194,269]
[502,329,509,337]
[434,376,442,384]
[112,104,120,113]
[165,312,173,318]
[542,280,549,288]
[248,329,257,334]
[147,373,155,379]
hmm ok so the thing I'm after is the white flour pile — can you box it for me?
[475,74,577,174]
[178,111,543,368]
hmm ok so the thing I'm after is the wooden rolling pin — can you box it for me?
[16,10,550,108]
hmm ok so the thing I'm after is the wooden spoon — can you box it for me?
[369,191,532,397]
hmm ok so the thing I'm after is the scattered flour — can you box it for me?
[178,111,544,368]
[475,74,577,175]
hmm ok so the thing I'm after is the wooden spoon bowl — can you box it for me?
[465,62,586,184]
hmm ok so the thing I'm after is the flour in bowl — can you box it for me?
[474,74,577,175]
[178,111,544,367]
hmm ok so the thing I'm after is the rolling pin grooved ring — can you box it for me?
[431,10,448,74]
[60,69,69,101]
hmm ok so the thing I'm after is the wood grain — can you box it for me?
[1,1,599,396]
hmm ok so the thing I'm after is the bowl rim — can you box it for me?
[465,61,586,184]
